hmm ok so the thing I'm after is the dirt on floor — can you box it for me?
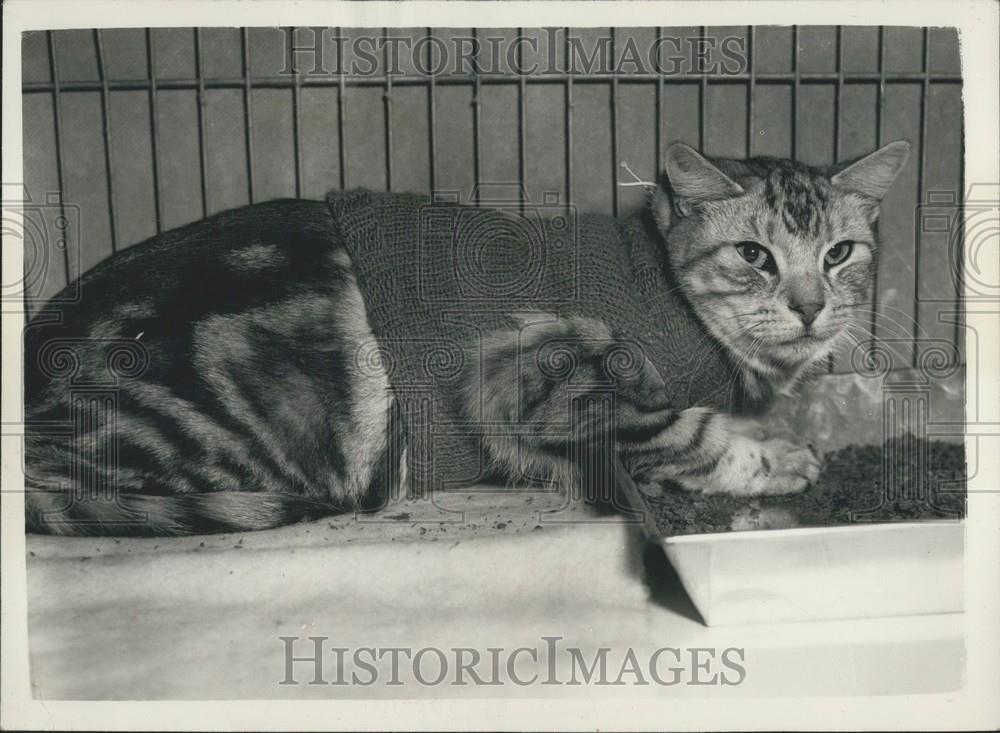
[643,436,967,536]
[25,486,618,561]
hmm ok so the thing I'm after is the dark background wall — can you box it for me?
[21,26,964,373]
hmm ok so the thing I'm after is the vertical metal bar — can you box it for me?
[869,26,887,349]
[383,27,394,192]
[194,29,210,215]
[698,26,708,151]
[655,27,664,168]
[146,29,163,233]
[746,26,755,157]
[517,27,527,213]
[241,28,256,203]
[912,27,930,367]
[610,28,620,217]
[953,100,965,359]
[288,26,303,198]
[833,27,844,162]
[426,27,437,195]
[564,28,574,205]
[336,27,347,190]
[471,28,482,205]
[93,30,119,253]
[791,26,800,160]
[46,31,71,287]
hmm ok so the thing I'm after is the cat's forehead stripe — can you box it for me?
[760,163,832,239]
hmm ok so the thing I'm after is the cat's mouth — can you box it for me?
[777,331,827,344]
[757,327,842,360]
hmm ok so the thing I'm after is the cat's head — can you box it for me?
[651,141,910,390]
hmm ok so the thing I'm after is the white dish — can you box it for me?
[660,520,964,626]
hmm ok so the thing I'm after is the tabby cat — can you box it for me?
[23,141,909,536]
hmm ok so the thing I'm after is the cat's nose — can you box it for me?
[789,300,824,326]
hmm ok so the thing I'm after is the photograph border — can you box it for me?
[3,1,998,730]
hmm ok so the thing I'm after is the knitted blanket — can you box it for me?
[326,189,741,494]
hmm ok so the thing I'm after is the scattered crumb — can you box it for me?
[729,506,797,531]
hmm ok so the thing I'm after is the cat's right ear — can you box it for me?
[654,143,745,229]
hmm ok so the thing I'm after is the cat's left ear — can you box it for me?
[831,140,911,201]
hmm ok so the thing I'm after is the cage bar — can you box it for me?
[426,27,437,195]
[194,29,210,216]
[21,70,964,93]
[912,27,931,367]
[791,26,800,160]
[241,28,256,203]
[336,28,347,190]
[383,27,394,192]
[92,30,119,253]
[610,28,621,217]
[655,27,665,167]
[746,26,755,157]
[288,26,304,199]
[564,28,574,204]
[146,29,163,233]
[471,28,482,206]
[517,27,527,213]
[698,25,708,152]
[869,26,887,352]
[45,31,71,288]
[953,109,965,357]
[833,27,844,162]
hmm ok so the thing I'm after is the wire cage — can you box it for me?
[20,26,964,374]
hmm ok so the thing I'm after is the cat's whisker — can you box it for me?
[835,306,926,340]
[725,311,767,321]
[844,301,930,320]
[721,334,764,400]
[837,322,889,352]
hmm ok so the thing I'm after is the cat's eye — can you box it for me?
[825,240,854,267]
[735,241,775,272]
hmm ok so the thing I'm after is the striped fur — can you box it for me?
[463,315,820,499]
[25,201,404,536]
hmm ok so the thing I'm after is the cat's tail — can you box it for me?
[25,489,347,537]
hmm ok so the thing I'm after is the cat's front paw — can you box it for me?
[750,439,821,495]
[688,436,821,496]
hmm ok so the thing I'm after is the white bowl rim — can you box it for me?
[660,518,965,545]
